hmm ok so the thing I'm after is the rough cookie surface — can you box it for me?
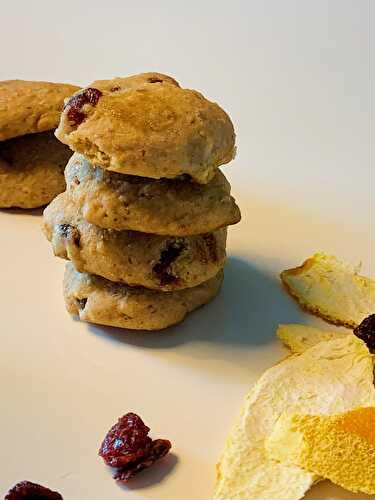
[0,132,71,208]
[0,80,79,141]
[55,72,235,183]
[65,153,240,235]
[63,262,223,330]
[43,193,226,291]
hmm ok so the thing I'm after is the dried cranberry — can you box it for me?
[148,77,163,83]
[66,88,102,125]
[58,224,80,247]
[5,480,63,499]
[203,234,218,262]
[110,86,121,92]
[114,439,171,483]
[99,413,172,483]
[153,241,184,286]
[353,314,375,353]
[58,223,71,238]
[99,413,152,468]
[76,298,87,310]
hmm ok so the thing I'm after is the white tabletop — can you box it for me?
[1,1,374,499]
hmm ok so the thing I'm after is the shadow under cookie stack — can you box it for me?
[43,73,241,331]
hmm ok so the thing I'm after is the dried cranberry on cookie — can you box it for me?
[55,72,235,184]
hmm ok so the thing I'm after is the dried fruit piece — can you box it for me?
[114,439,172,482]
[148,77,163,83]
[99,413,152,468]
[281,253,375,328]
[153,241,185,286]
[57,224,80,247]
[57,223,71,237]
[214,335,375,500]
[99,413,171,483]
[76,298,87,310]
[203,233,218,262]
[5,480,63,499]
[66,88,102,125]
[266,408,375,495]
[353,314,375,353]
[276,323,347,354]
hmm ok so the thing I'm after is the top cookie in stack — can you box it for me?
[44,72,241,330]
[55,73,235,184]
[0,80,79,208]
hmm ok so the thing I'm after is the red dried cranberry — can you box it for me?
[114,439,171,483]
[353,314,375,353]
[153,241,184,286]
[203,233,218,262]
[110,86,121,92]
[99,413,152,468]
[5,480,63,499]
[66,88,102,125]
[58,224,80,247]
[76,298,87,310]
[148,77,163,83]
[99,413,172,483]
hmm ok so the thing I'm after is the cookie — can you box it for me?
[65,153,241,235]
[0,80,79,141]
[44,193,227,291]
[55,73,235,183]
[90,72,180,91]
[63,263,223,330]
[0,132,72,208]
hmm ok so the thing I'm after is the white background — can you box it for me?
[1,1,374,499]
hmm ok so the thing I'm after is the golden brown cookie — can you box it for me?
[91,72,179,91]
[0,80,79,141]
[64,263,223,330]
[55,73,235,183]
[0,132,72,208]
[65,153,240,235]
[43,193,227,291]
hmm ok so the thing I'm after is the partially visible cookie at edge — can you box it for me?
[65,153,241,235]
[0,80,79,141]
[64,263,223,330]
[55,72,235,183]
[0,132,71,208]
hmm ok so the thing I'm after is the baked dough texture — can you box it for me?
[55,73,235,183]
[0,79,79,141]
[0,132,72,208]
[43,193,227,291]
[64,153,240,235]
[63,262,223,330]
[41,72,240,330]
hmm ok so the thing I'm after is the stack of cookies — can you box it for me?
[0,80,79,208]
[43,73,241,330]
